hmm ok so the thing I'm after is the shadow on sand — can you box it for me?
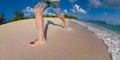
[44,20,64,40]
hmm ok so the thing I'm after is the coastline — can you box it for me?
[71,19,120,60]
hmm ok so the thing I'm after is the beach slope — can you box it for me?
[0,18,111,60]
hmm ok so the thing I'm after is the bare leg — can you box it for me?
[58,15,67,29]
[29,7,46,47]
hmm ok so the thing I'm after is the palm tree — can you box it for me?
[0,13,5,25]
[13,9,24,20]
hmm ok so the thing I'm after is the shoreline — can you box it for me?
[70,19,120,60]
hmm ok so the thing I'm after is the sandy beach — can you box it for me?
[0,18,111,60]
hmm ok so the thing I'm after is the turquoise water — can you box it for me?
[84,20,120,34]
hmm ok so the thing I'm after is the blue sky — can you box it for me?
[0,0,120,24]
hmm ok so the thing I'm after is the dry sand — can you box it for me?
[0,18,111,60]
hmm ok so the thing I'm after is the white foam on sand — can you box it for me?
[70,19,120,60]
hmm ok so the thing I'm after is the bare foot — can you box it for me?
[29,38,46,47]
[64,21,69,30]
[64,26,67,30]
[63,27,73,31]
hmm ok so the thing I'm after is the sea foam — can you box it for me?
[70,19,120,60]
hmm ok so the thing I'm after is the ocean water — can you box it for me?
[70,19,120,60]
[84,20,120,34]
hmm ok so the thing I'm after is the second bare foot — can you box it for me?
[29,38,46,47]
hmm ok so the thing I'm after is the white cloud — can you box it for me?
[63,9,68,14]
[88,0,120,8]
[88,0,101,8]
[43,8,51,15]
[22,6,33,17]
[52,13,55,16]
[61,12,64,15]
[103,0,120,8]
[43,8,56,16]
[71,4,87,14]
[22,7,54,17]
[104,12,108,15]
[48,13,55,16]
[69,0,77,3]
